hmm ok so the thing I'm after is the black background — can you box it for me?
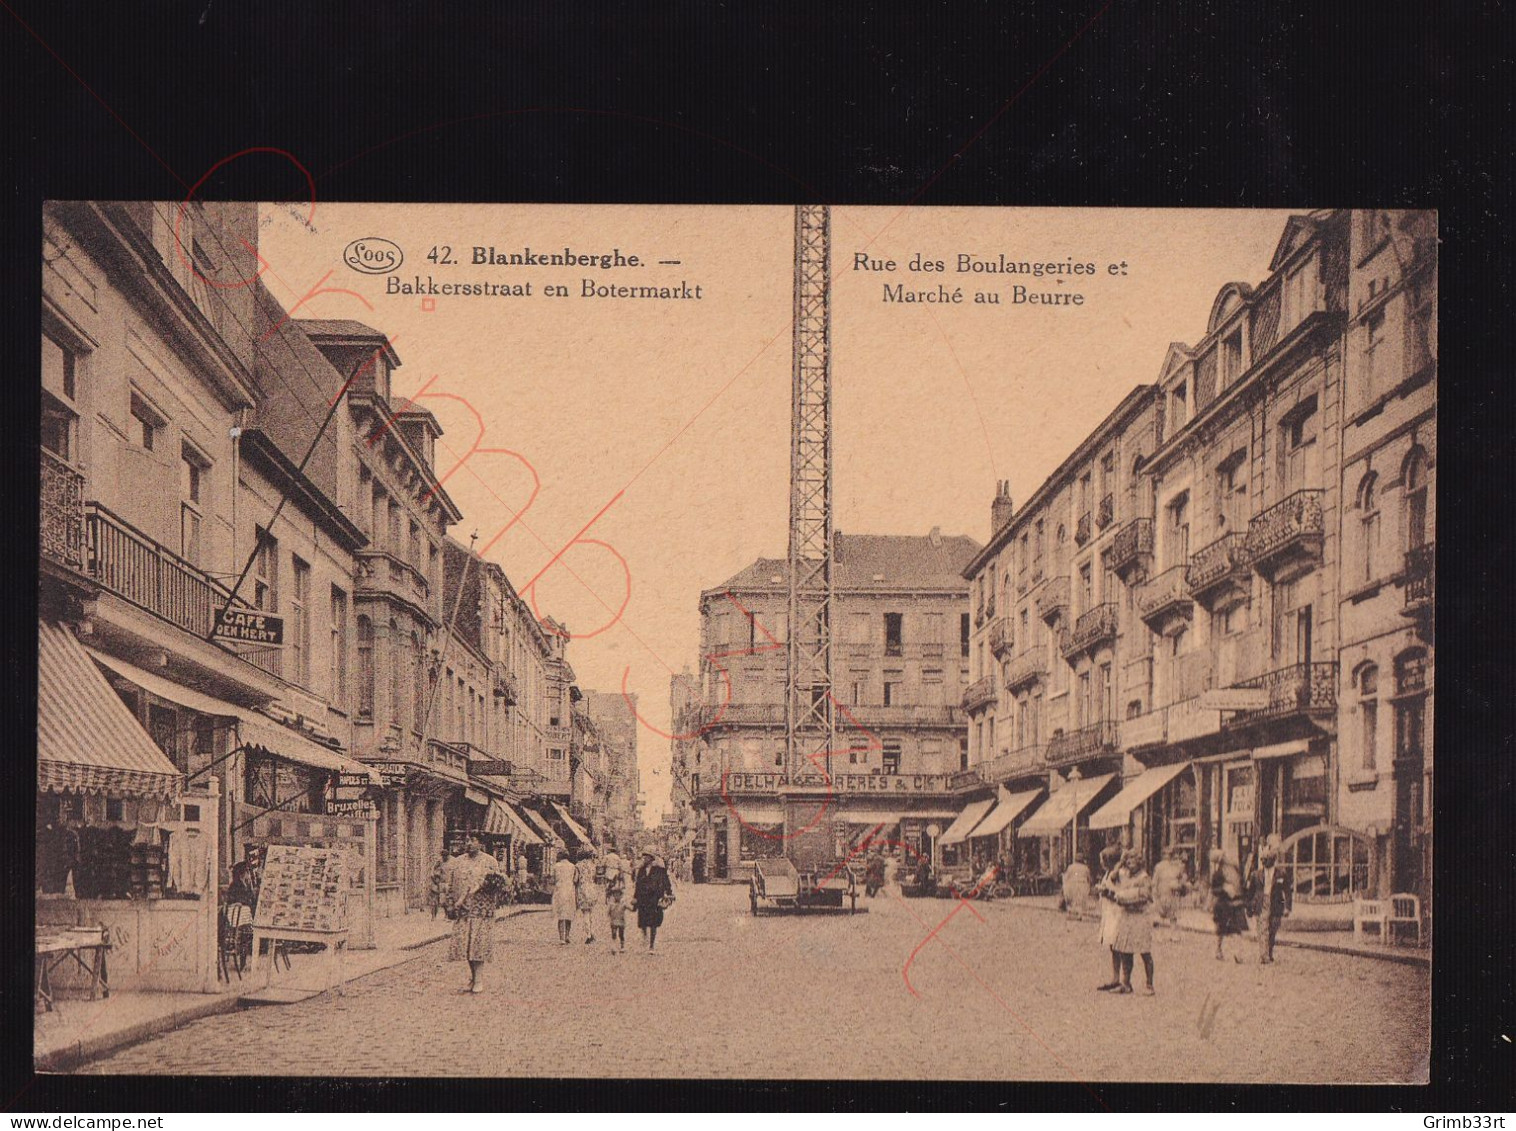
[0,0,1509,1113]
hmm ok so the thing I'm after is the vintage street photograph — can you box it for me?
[35,202,1434,1083]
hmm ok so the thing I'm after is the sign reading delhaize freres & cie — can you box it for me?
[214,606,285,645]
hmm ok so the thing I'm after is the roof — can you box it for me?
[38,621,183,799]
[296,319,403,367]
[713,532,980,594]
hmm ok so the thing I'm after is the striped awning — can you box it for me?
[1086,763,1191,830]
[551,801,595,848]
[38,621,183,799]
[1017,773,1116,837]
[517,804,561,845]
[939,798,997,846]
[968,786,1045,839]
[234,712,382,786]
[485,800,544,845]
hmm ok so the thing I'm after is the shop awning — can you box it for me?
[518,804,561,845]
[550,801,595,848]
[968,786,1045,839]
[86,647,241,719]
[38,621,183,799]
[1086,763,1191,830]
[233,712,382,786]
[1017,773,1116,838]
[939,798,997,846]
[483,798,543,844]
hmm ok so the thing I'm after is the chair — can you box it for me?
[219,903,253,981]
[1352,897,1387,943]
[1386,893,1423,946]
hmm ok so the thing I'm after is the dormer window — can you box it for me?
[1169,382,1189,430]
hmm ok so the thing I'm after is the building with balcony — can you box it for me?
[959,210,1435,922]
[580,689,642,852]
[962,385,1163,877]
[687,529,977,880]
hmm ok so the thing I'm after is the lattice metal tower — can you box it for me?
[785,204,836,782]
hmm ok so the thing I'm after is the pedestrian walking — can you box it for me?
[1151,846,1190,935]
[1108,848,1156,995]
[551,849,578,945]
[1093,843,1124,992]
[603,851,629,952]
[430,846,451,920]
[1209,848,1250,962]
[631,849,674,953]
[576,850,602,945]
[443,833,506,994]
[1246,837,1290,964]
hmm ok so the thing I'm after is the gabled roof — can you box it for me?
[1156,342,1193,385]
[1207,282,1254,333]
[1268,215,1320,273]
[298,319,403,367]
[712,531,980,594]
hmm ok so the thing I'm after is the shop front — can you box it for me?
[1086,762,1195,873]
[36,620,220,996]
[1015,771,1118,882]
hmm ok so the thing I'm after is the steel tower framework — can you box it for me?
[784,204,836,782]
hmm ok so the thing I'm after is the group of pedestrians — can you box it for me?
[552,847,674,954]
[1083,834,1293,998]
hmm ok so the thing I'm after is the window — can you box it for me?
[1079,562,1093,611]
[923,612,945,652]
[253,527,278,612]
[1099,452,1114,501]
[1285,262,1313,328]
[883,673,902,707]
[1170,382,1189,430]
[129,392,162,452]
[882,741,902,775]
[1033,520,1045,576]
[42,335,79,461]
[180,444,208,566]
[388,501,402,556]
[1403,448,1429,551]
[960,613,971,658]
[1271,578,1313,665]
[884,613,903,656]
[1357,473,1380,583]
[356,616,374,717]
[385,620,403,729]
[330,587,348,706]
[850,671,868,707]
[1223,330,1244,385]
[1167,491,1190,569]
[290,556,311,685]
[1097,662,1112,722]
[409,522,422,570]
[1217,450,1248,534]
[371,485,386,547]
[1356,663,1379,771]
[847,612,871,645]
[1279,397,1320,493]
[412,633,427,729]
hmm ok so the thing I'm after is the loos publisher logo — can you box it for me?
[343,237,404,275]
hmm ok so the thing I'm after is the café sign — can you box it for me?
[214,607,285,645]
[1199,688,1273,712]
[723,772,953,795]
[369,761,411,786]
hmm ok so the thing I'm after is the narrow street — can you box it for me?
[82,884,1428,1083]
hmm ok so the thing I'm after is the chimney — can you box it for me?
[991,480,1015,532]
[928,525,943,549]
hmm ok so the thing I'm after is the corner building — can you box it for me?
[689,531,978,882]
[962,210,1434,927]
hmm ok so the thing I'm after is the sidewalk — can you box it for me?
[1007,895,1430,967]
[34,905,546,1073]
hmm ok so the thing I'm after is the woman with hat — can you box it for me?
[630,849,674,953]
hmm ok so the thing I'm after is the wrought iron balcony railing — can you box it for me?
[1403,542,1434,614]
[977,745,1047,782]
[1047,720,1119,766]
[1036,575,1070,625]
[987,617,1013,658]
[1065,602,1119,657]
[1004,645,1047,691]
[1226,662,1338,725]
[1109,519,1154,581]
[962,674,998,713]
[1244,490,1324,578]
[41,450,87,572]
[1134,564,1193,630]
[1186,532,1251,605]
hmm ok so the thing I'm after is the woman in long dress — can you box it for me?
[444,833,504,994]
[575,850,602,945]
[630,850,674,952]
[1093,844,1124,992]
[551,850,578,945]
[1209,849,1250,961]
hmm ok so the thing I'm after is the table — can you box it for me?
[35,928,110,1012]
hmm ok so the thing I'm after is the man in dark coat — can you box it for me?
[630,850,674,952]
[1246,837,1291,964]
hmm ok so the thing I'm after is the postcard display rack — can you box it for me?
[250,844,350,990]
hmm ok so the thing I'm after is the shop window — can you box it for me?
[1280,827,1371,903]
[1356,663,1379,771]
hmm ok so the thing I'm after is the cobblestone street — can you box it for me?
[82,884,1429,1083]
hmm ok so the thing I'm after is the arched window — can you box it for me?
[1355,662,1379,771]
[1403,448,1429,552]
[356,616,374,718]
[1357,472,1380,583]
[1279,825,1372,903]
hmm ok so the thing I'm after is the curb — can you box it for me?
[1015,899,1430,967]
[36,907,552,1072]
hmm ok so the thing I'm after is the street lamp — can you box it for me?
[1068,766,1083,874]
